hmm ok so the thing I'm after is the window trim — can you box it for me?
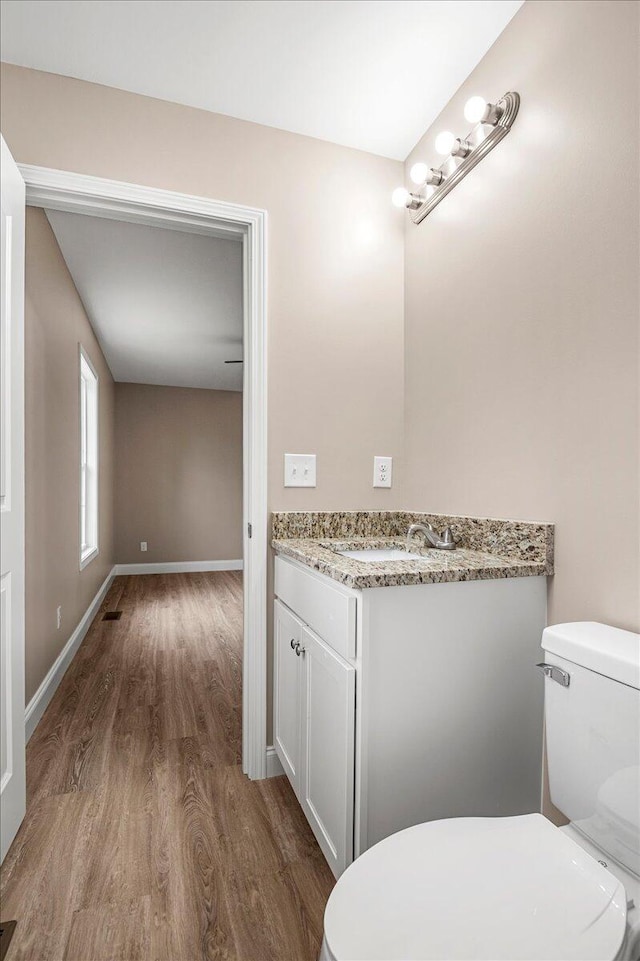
[79,345,99,571]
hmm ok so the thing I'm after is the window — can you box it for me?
[79,347,99,569]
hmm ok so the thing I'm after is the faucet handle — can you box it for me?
[440,526,455,546]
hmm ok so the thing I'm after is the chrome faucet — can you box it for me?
[407,522,456,551]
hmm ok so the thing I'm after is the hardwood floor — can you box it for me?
[0,573,334,961]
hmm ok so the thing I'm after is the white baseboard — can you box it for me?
[266,745,284,778]
[25,568,116,742]
[113,559,243,575]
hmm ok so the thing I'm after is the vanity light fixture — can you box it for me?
[392,90,520,224]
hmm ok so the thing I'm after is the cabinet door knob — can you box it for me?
[295,645,305,657]
[290,638,297,650]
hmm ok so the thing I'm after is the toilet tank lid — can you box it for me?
[542,622,640,689]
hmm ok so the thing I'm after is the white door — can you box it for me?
[300,624,355,878]
[274,600,303,796]
[0,137,26,863]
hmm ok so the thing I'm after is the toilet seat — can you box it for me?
[322,814,627,961]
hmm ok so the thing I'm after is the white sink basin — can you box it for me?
[338,548,418,563]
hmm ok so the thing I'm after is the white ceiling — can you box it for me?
[1,0,523,160]
[46,211,244,391]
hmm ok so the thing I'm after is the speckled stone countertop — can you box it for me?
[272,511,554,590]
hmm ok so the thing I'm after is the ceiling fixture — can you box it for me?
[392,91,520,224]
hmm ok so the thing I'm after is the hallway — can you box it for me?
[0,573,334,960]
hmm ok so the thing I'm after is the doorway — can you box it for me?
[20,163,268,782]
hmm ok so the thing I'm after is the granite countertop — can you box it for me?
[271,511,554,590]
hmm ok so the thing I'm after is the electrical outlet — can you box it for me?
[140,541,148,552]
[56,606,62,630]
[284,453,317,488]
[373,456,392,488]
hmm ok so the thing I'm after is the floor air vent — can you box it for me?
[102,611,122,621]
[0,922,17,961]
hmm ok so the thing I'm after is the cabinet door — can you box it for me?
[274,600,303,797]
[300,625,355,878]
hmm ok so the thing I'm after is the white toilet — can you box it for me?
[320,622,640,961]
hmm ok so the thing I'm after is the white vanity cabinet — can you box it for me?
[274,560,357,877]
[274,553,548,880]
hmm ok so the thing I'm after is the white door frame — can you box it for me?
[19,164,269,779]
[1,138,26,862]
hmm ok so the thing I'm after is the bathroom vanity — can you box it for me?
[272,511,554,877]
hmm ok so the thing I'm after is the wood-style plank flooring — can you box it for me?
[0,573,334,961]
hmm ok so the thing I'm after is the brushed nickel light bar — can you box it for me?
[392,92,520,224]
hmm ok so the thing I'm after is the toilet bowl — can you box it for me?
[320,813,639,961]
[320,623,640,961]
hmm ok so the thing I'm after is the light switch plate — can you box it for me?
[373,456,392,488]
[284,453,317,487]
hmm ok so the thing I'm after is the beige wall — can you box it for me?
[25,207,115,703]
[0,62,406,516]
[403,0,639,633]
[114,383,242,563]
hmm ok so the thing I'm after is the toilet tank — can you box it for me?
[542,622,640,875]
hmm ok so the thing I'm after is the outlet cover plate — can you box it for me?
[284,453,317,488]
[373,455,392,488]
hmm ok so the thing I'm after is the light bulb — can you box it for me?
[435,131,455,156]
[391,187,410,208]
[409,162,429,185]
[464,96,487,124]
